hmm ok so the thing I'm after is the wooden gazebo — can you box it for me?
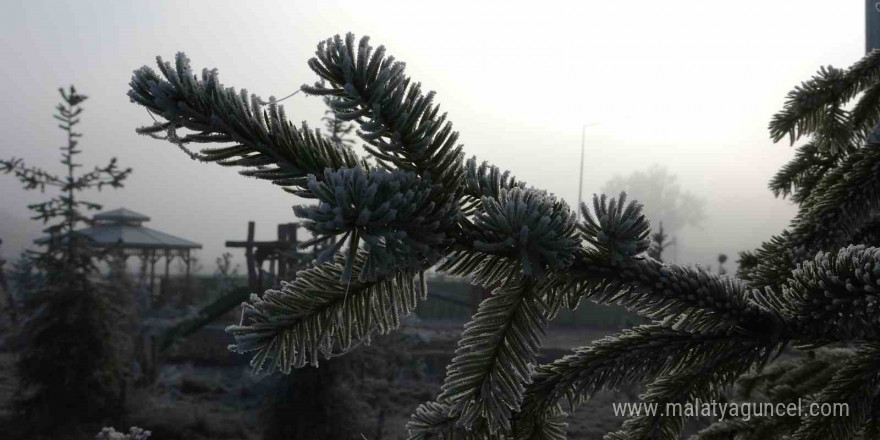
[36,207,202,303]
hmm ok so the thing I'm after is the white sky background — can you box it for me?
[0,0,865,274]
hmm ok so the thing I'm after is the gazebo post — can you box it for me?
[163,252,174,301]
[256,257,264,292]
[164,253,174,280]
[245,221,256,291]
[276,224,286,284]
[290,223,298,279]
[174,250,193,307]
[138,252,148,286]
[282,223,298,283]
[184,249,191,284]
[136,251,149,309]
[149,250,158,298]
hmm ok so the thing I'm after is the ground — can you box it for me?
[0,322,672,440]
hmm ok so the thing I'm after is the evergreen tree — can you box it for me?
[128,38,880,439]
[0,239,19,329]
[1,86,132,435]
[6,252,42,310]
[648,221,673,262]
[322,94,356,149]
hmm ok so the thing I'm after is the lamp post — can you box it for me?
[576,122,601,222]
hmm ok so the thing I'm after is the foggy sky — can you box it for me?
[0,1,865,275]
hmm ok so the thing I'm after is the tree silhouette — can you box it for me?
[602,165,706,236]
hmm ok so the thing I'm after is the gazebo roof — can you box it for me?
[60,224,201,249]
[93,207,151,222]
[35,208,201,250]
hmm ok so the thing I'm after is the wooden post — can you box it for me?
[285,223,300,281]
[172,250,194,307]
[184,250,191,286]
[269,258,276,287]
[245,221,257,292]
[277,224,287,283]
[256,258,264,292]
[138,253,148,289]
[137,252,151,310]
[164,254,173,280]
[161,253,174,304]
[149,250,158,298]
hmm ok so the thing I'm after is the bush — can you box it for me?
[14,271,128,430]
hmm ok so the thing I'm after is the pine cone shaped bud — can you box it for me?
[471,187,579,278]
[782,245,880,339]
[294,166,458,281]
[580,192,651,264]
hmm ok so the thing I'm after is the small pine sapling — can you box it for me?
[2,86,132,432]
[647,221,672,262]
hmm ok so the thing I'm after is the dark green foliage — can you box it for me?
[14,271,126,426]
[647,222,671,262]
[462,157,527,215]
[261,362,367,440]
[226,253,426,373]
[768,52,880,146]
[2,86,132,434]
[128,55,362,198]
[260,327,424,440]
[0,239,19,328]
[739,51,880,290]
[129,38,880,440]
[301,34,465,198]
[767,142,834,203]
[517,326,761,436]
[471,188,578,278]
[6,252,42,299]
[433,280,546,433]
[777,246,880,340]
[580,193,651,266]
[294,166,459,281]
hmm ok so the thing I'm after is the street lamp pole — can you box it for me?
[577,124,586,221]
[576,122,601,222]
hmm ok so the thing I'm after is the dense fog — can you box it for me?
[0,1,863,273]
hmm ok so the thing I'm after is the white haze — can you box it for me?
[0,0,864,275]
